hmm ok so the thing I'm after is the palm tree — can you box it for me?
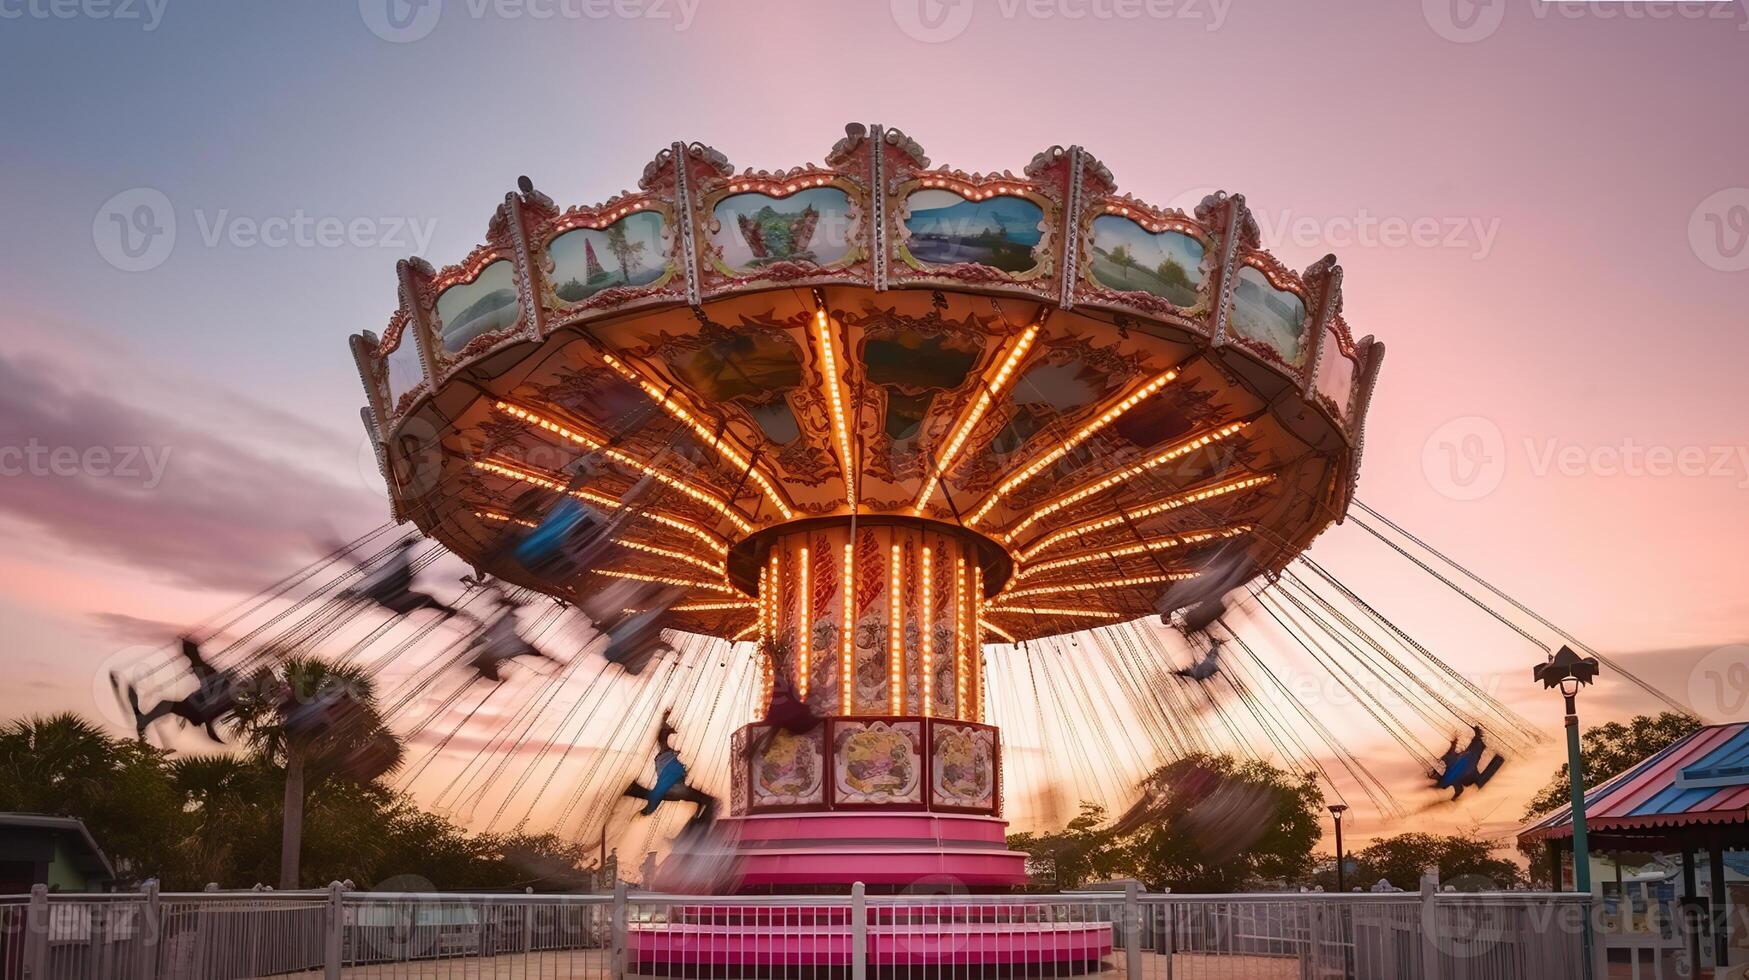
[232,657,404,889]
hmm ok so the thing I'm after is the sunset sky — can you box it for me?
[2,1,1746,857]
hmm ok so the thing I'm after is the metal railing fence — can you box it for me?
[0,881,1599,980]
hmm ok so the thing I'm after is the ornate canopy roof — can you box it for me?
[352,124,1383,642]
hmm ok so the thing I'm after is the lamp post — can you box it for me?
[1328,804,1350,893]
[1534,646,1601,892]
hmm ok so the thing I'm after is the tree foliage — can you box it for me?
[1522,711,1702,820]
[1327,832,1526,892]
[0,711,596,892]
[1009,753,1325,892]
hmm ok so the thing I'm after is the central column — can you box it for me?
[704,517,1028,892]
[741,517,1006,721]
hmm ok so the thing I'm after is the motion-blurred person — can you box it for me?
[114,635,239,742]
[624,709,717,826]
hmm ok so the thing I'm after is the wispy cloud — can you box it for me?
[0,347,383,594]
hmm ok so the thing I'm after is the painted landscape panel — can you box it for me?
[903,189,1043,273]
[547,211,666,305]
[434,259,520,354]
[1230,266,1308,366]
[1088,215,1206,307]
[712,187,853,274]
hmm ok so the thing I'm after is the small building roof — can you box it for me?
[0,812,118,883]
[1519,723,1749,846]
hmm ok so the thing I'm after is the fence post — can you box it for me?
[522,886,535,954]
[611,880,628,980]
[24,884,48,980]
[138,878,161,980]
[1419,871,1443,980]
[851,881,867,980]
[1125,881,1142,980]
[323,881,344,980]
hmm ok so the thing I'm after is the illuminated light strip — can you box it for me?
[470,458,728,555]
[757,561,770,649]
[914,322,1041,512]
[670,600,757,612]
[888,542,904,714]
[592,567,737,593]
[732,622,758,642]
[493,400,755,534]
[1016,526,1252,580]
[955,556,968,719]
[1017,473,1276,562]
[812,308,857,508]
[973,564,985,721]
[840,541,855,715]
[984,606,1126,620]
[1002,421,1252,543]
[921,545,934,718]
[797,545,811,699]
[600,352,794,520]
[474,509,538,528]
[980,618,1017,644]
[613,538,723,576]
[1001,572,1197,601]
[966,369,1179,526]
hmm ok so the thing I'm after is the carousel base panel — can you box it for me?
[628,917,1112,968]
[700,813,1031,890]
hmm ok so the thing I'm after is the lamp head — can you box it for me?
[1328,803,1349,820]
[1533,645,1601,692]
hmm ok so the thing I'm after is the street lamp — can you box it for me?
[1328,804,1350,893]
[1534,645,1601,893]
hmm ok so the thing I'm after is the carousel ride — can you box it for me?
[112,124,1692,971]
[352,123,1373,899]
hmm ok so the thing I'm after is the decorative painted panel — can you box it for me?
[749,724,827,809]
[831,718,924,807]
[545,211,673,307]
[433,258,522,358]
[930,721,998,812]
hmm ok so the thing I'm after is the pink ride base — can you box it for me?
[640,814,1112,970]
[635,720,1112,971]
[715,812,1031,889]
[628,916,1113,969]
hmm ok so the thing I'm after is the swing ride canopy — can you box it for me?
[351,124,1383,706]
